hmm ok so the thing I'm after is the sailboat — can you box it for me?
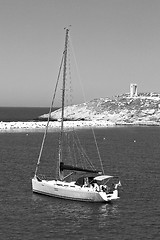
[32,28,121,202]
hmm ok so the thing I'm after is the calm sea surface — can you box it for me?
[0,108,160,239]
[0,107,53,121]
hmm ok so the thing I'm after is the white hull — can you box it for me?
[32,178,119,202]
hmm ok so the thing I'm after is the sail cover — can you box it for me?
[60,162,101,174]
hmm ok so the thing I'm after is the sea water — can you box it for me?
[0,126,160,239]
[0,107,53,121]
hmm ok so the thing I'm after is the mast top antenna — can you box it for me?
[64,25,71,30]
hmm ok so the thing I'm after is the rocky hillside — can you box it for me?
[39,93,160,125]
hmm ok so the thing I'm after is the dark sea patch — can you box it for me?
[0,107,58,122]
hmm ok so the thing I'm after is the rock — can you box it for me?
[39,92,160,125]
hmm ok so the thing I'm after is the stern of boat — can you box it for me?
[99,189,119,202]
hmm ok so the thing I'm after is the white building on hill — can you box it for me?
[130,84,138,97]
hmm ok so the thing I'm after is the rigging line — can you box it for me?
[34,54,64,178]
[69,33,104,174]
[69,33,86,103]
[92,130,105,175]
[74,131,96,170]
[71,131,85,168]
[70,125,94,169]
[66,38,73,108]
[69,132,76,167]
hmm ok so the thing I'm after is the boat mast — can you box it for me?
[59,28,69,180]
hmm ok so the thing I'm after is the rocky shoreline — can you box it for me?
[39,93,160,125]
[0,119,159,132]
[0,120,113,132]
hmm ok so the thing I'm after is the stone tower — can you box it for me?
[130,84,138,97]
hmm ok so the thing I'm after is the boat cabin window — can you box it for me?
[75,176,96,187]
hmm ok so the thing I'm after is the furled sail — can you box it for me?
[60,162,102,174]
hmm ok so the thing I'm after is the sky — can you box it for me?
[0,0,160,107]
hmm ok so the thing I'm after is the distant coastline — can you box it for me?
[0,120,111,132]
[1,92,160,132]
